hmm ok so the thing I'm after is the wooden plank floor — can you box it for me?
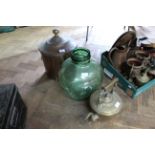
[0,47,155,128]
[0,26,155,128]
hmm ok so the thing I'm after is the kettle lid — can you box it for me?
[39,29,76,54]
[47,29,65,46]
[90,89,123,116]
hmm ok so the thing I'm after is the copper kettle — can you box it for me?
[135,68,151,86]
[109,46,130,72]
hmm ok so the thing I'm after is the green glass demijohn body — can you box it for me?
[59,48,103,100]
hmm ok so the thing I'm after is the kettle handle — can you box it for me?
[101,77,118,93]
[108,46,130,66]
[108,47,118,65]
[53,29,59,36]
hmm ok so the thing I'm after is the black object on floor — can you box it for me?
[0,84,27,129]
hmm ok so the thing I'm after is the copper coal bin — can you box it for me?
[38,29,77,80]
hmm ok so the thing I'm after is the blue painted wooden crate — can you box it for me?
[0,26,15,33]
[101,52,155,98]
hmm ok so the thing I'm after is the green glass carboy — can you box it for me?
[59,48,103,100]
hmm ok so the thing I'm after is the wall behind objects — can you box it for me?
[134,26,155,45]
[87,26,126,50]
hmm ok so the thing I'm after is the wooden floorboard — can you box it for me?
[0,27,155,128]
[0,49,155,128]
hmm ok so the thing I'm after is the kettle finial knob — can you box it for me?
[53,29,59,36]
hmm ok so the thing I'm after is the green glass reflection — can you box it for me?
[59,48,103,101]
